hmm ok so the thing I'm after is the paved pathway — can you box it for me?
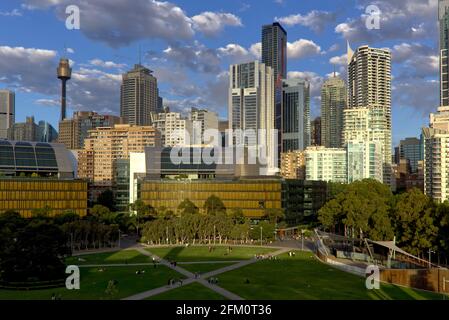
[122,247,290,301]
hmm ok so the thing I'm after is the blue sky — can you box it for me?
[0,0,440,147]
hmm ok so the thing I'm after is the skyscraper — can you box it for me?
[398,137,423,173]
[321,74,346,148]
[189,107,219,145]
[120,64,158,126]
[281,79,310,152]
[262,22,287,161]
[0,89,14,139]
[440,0,449,106]
[347,44,392,185]
[228,61,276,172]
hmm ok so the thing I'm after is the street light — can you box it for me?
[214,225,216,245]
[260,226,263,246]
[428,249,435,268]
[301,229,305,251]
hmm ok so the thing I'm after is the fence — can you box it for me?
[380,268,449,294]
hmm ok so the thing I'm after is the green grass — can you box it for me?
[179,262,237,274]
[147,282,226,300]
[65,249,151,265]
[217,251,446,300]
[146,246,276,262]
[0,266,183,300]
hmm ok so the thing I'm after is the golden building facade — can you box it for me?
[0,179,88,217]
[280,150,305,179]
[140,179,282,218]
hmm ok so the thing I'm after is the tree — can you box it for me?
[89,204,111,220]
[177,199,199,216]
[31,205,52,218]
[229,208,246,224]
[250,221,275,243]
[392,188,438,256]
[97,189,115,211]
[0,220,69,282]
[264,208,285,224]
[204,195,226,215]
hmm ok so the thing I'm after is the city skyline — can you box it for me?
[0,0,440,147]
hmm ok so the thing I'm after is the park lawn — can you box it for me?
[0,266,183,300]
[179,262,237,274]
[65,249,151,265]
[146,246,276,262]
[147,282,226,300]
[217,251,446,300]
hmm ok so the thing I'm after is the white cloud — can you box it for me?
[88,59,126,69]
[329,54,347,66]
[287,39,322,59]
[191,12,242,36]
[276,10,336,32]
[0,9,22,16]
[249,42,261,59]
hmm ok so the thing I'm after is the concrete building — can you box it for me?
[347,44,392,185]
[281,79,310,152]
[58,111,121,150]
[0,140,87,217]
[229,61,276,173]
[0,89,14,139]
[120,64,158,126]
[305,146,347,183]
[321,74,346,148]
[280,150,306,179]
[310,117,321,146]
[77,124,160,200]
[189,107,219,145]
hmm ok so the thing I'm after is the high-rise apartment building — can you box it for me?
[347,44,392,185]
[120,64,158,126]
[321,74,346,148]
[305,146,347,183]
[151,109,193,147]
[310,117,321,146]
[262,22,287,162]
[58,111,121,150]
[422,106,449,202]
[0,89,14,139]
[440,0,449,106]
[280,150,306,179]
[78,124,160,188]
[281,79,310,152]
[229,61,277,173]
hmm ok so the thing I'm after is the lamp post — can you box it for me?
[301,229,305,251]
[214,225,216,245]
[118,229,121,248]
[260,226,263,246]
[428,249,435,268]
